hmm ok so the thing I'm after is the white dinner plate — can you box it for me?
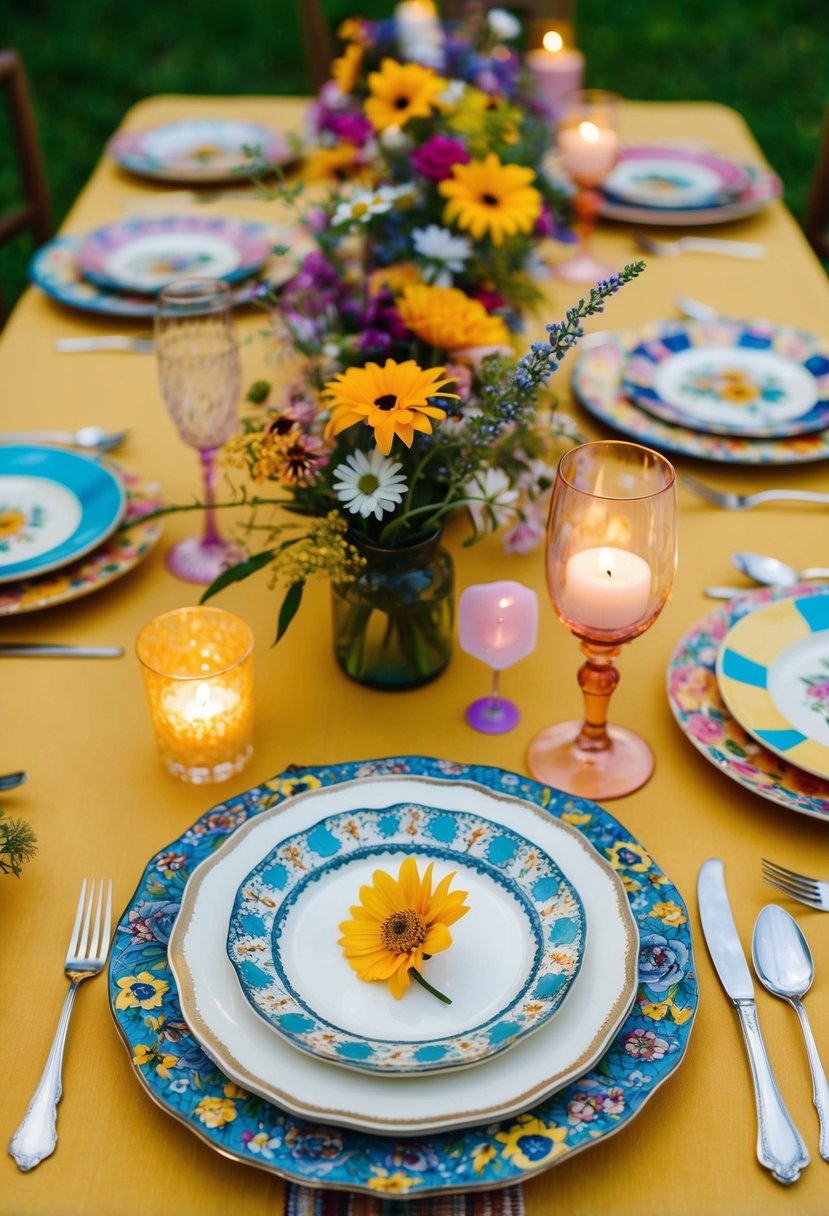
[169,774,638,1136]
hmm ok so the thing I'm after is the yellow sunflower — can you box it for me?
[322,359,459,455]
[365,58,446,132]
[439,153,542,246]
[302,142,366,183]
[338,855,470,1000]
[368,261,422,295]
[332,41,363,94]
[397,283,511,351]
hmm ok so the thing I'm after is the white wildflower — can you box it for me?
[487,8,522,40]
[412,224,472,285]
[331,188,396,227]
[464,467,520,532]
[438,79,466,108]
[333,449,409,520]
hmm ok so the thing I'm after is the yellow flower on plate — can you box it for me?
[367,1168,420,1193]
[495,1115,569,1169]
[323,359,459,455]
[114,971,169,1011]
[338,855,470,1000]
[649,899,688,928]
[365,58,446,132]
[194,1095,238,1128]
[439,153,542,246]
[397,283,511,351]
[332,41,363,94]
[0,509,26,539]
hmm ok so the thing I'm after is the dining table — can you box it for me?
[2,92,829,1216]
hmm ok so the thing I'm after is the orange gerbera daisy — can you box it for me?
[397,283,511,350]
[302,142,366,183]
[322,359,458,455]
[365,59,446,132]
[439,153,542,245]
[338,856,470,1000]
[332,41,363,94]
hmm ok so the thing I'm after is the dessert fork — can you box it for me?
[9,878,113,1171]
[634,233,766,259]
[762,860,829,911]
[682,473,829,510]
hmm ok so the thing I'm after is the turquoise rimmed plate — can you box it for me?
[0,446,126,584]
[227,804,586,1075]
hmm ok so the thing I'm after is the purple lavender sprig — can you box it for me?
[513,262,646,391]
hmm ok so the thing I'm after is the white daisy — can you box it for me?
[438,79,466,108]
[331,188,396,227]
[333,449,409,520]
[412,225,472,285]
[464,467,520,532]
[487,8,522,40]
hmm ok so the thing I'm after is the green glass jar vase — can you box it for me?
[331,531,454,690]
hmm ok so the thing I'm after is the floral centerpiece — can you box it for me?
[178,7,646,689]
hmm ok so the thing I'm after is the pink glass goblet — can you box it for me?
[459,581,538,734]
[155,278,244,584]
[555,90,620,283]
[527,440,677,798]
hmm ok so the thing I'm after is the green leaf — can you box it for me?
[199,550,275,604]
[275,581,304,644]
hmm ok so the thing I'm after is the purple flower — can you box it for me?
[126,900,180,946]
[321,110,374,147]
[411,134,470,181]
[358,328,393,355]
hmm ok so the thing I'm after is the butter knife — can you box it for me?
[0,644,123,658]
[698,859,809,1184]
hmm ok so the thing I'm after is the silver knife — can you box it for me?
[698,859,809,1184]
[0,644,123,658]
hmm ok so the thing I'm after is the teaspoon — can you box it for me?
[752,904,829,1161]
[732,552,829,587]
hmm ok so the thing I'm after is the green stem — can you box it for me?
[128,495,297,527]
[410,968,452,1005]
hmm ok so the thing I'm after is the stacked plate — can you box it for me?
[107,117,295,184]
[29,214,304,318]
[0,446,161,615]
[110,757,698,1198]
[669,584,829,823]
[573,317,829,465]
[598,144,781,226]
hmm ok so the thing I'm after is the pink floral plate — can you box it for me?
[108,118,295,183]
[598,162,781,226]
[0,467,163,615]
[667,583,829,821]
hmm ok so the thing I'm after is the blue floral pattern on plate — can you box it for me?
[227,803,586,1074]
[110,756,697,1198]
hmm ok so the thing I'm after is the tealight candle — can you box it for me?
[459,580,538,733]
[560,546,652,632]
[525,30,585,121]
[558,120,620,186]
[136,606,254,784]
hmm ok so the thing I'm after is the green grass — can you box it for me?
[1,0,826,310]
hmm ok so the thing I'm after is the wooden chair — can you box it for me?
[0,49,52,251]
[804,100,829,262]
[296,2,335,95]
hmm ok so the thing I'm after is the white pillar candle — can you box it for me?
[561,546,652,631]
[558,121,620,185]
[525,40,585,120]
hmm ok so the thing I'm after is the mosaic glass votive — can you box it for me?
[136,606,254,784]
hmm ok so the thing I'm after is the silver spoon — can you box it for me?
[753,904,829,1161]
[0,427,128,453]
[732,552,829,586]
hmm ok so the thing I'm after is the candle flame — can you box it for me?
[498,596,514,610]
[542,30,564,52]
[578,121,601,144]
[193,681,214,712]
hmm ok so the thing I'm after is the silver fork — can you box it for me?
[9,878,113,1171]
[762,860,829,911]
[55,336,155,354]
[682,473,829,510]
[634,233,766,259]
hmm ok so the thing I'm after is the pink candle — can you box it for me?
[525,39,585,121]
[558,120,619,186]
[459,581,538,670]
[560,547,652,632]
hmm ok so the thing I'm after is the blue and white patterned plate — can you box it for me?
[110,757,697,1198]
[107,118,295,183]
[0,445,126,584]
[227,804,586,1075]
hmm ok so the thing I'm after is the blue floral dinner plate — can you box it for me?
[227,804,586,1075]
[0,446,126,584]
[110,757,697,1199]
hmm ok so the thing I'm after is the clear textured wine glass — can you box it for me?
[155,278,244,584]
[527,440,677,799]
[555,89,620,283]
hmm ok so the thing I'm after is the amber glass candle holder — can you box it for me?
[555,90,620,283]
[527,441,677,799]
[136,606,254,784]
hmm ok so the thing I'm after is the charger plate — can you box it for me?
[110,757,697,1197]
[716,591,829,780]
[108,118,294,182]
[572,330,829,465]
[227,803,586,1075]
[0,446,125,584]
[76,215,274,294]
[668,584,829,821]
[0,466,162,615]
[623,320,829,439]
[598,162,781,226]
[602,145,749,210]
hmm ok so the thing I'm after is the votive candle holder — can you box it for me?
[136,606,254,784]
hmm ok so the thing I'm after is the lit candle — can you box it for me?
[459,581,538,669]
[525,30,585,121]
[558,120,620,186]
[136,606,254,783]
[560,547,652,632]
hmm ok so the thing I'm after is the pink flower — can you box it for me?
[622,1029,668,1061]
[503,512,545,555]
[411,134,470,181]
[686,713,725,744]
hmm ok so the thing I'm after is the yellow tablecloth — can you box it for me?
[2,96,829,1216]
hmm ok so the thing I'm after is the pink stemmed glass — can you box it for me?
[527,441,677,799]
[459,581,539,734]
[155,278,244,584]
[555,89,620,283]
